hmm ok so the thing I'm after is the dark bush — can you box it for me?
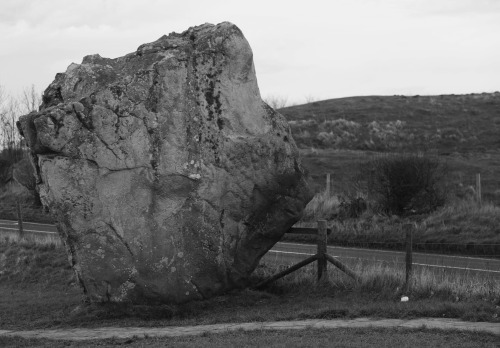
[364,154,447,215]
[338,196,368,219]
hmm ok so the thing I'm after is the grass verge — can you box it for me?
[1,327,499,348]
[0,238,498,332]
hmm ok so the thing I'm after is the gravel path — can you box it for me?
[0,318,498,341]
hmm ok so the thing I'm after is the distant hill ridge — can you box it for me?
[279,92,500,153]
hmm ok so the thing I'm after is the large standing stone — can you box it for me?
[17,22,312,303]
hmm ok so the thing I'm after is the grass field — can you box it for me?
[280,93,500,154]
[1,238,498,333]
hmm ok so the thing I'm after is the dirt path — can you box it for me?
[0,318,498,341]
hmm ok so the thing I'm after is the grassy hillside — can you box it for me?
[280,92,500,153]
[278,93,500,204]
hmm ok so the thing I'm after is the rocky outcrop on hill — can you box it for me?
[17,22,312,303]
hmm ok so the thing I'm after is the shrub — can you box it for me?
[363,154,447,215]
[338,196,368,219]
[301,191,340,221]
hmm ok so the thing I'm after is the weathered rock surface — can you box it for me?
[17,22,312,303]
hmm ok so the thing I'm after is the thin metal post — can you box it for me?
[317,220,328,281]
[16,201,24,239]
[326,173,331,196]
[403,223,413,293]
[476,173,482,206]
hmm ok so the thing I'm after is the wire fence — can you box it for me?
[333,240,500,258]
[261,253,500,281]
[1,201,499,262]
[258,222,500,288]
[284,233,500,259]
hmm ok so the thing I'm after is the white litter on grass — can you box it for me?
[401,296,409,302]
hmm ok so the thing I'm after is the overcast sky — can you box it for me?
[1,0,499,104]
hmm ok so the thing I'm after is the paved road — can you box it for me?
[0,218,57,234]
[264,242,500,277]
[2,219,499,276]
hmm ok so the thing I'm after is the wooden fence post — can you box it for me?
[254,255,318,290]
[403,223,413,294]
[368,169,373,201]
[326,174,331,196]
[317,220,328,281]
[476,173,482,206]
[16,201,24,239]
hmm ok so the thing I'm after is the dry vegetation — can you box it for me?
[281,93,500,153]
[0,237,498,335]
[292,193,500,256]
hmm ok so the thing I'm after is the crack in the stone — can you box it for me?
[189,280,205,299]
[106,222,134,257]
[93,132,124,160]
[102,165,150,172]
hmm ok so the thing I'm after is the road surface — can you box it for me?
[1,219,499,277]
[264,241,500,277]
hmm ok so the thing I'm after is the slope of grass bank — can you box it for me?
[1,239,498,332]
[292,194,500,257]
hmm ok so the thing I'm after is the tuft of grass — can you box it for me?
[420,198,500,245]
[1,231,61,247]
[301,191,340,221]
[0,236,69,286]
[256,258,500,304]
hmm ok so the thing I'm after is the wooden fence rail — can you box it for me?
[254,220,359,289]
[255,221,418,292]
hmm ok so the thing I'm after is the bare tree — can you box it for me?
[304,94,317,104]
[0,85,23,163]
[264,95,288,109]
[20,84,42,114]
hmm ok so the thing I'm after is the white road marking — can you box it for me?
[276,242,499,262]
[412,262,500,274]
[268,250,315,256]
[0,227,57,234]
[0,220,17,225]
[1,224,497,273]
[268,249,500,274]
[0,219,55,227]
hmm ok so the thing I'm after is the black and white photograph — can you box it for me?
[0,0,499,346]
